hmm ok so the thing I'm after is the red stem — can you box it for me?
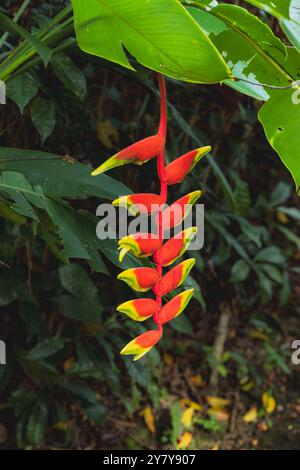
[153,74,168,333]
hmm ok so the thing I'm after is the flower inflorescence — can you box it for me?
[91,74,211,361]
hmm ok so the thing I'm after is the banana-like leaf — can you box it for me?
[71,0,231,83]
[258,88,300,194]
[0,148,130,200]
[186,1,294,100]
[244,0,300,53]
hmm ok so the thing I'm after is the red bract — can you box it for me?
[160,190,201,229]
[113,193,163,215]
[154,259,195,297]
[117,298,159,322]
[155,227,198,266]
[91,74,210,360]
[118,233,162,262]
[164,147,211,185]
[91,134,165,176]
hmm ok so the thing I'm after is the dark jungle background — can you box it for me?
[0,0,299,450]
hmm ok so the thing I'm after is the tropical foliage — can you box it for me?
[0,0,299,450]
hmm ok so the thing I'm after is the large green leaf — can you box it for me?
[244,1,299,22]
[46,202,109,273]
[186,1,294,100]
[71,0,231,83]
[0,171,46,220]
[244,0,300,52]
[6,72,39,113]
[51,52,87,99]
[0,148,130,200]
[0,170,109,271]
[258,88,300,193]
[59,263,103,323]
[31,96,56,143]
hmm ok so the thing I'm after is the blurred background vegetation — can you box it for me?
[0,0,299,450]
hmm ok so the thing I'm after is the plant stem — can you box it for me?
[0,0,31,50]
[153,74,168,334]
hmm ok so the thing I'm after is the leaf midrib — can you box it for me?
[98,0,183,68]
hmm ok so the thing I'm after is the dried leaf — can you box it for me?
[177,431,192,449]
[249,330,268,341]
[243,407,258,423]
[207,409,230,422]
[180,398,202,411]
[97,120,119,149]
[206,396,230,410]
[181,407,194,428]
[63,356,75,371]
[140,407,156,433]
[262,392,276,414]
[53,421,69,431]
[189,374,204,387]
[276,211,289,224]
[163,353,174,366]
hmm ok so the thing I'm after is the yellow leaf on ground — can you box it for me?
[249,330,268,341]
[243,407,258,423]
[211,443,220,450]
[63,356,75,372]
[206,396,230,410]
[207,409,230,422]
[181,407,194,428]
[53,421,69,431]
[262,392,276,414]
[140,407,156,433]
[177,432,192,449]
[163,353,174,366]
[189,374,204,387]
[276,211,289,224]
[179,398,202,412]
[97,120,119,149]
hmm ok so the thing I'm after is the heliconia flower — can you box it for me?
[113,193,163,216]
[117,298,159,322]
[160,191,201,229]
[164,147,211,185]
[118,267,160,292]
[91,134,164,176]
[120,329,162,361]
[155,227,198,266]
[118,233,162,262]
[157,289,194,324]
[154,259,195,297]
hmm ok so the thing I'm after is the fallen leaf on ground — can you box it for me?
[180,398,202,411]
[163,353,174,366]
[207,409,230,422]
[243,407,258,423]
[140,407,156,433]
[63,356,75,372]
[262,392,276,414]
[181,407,194,428]
[177,432,192,449]
[257,421,268,432]
[189,374,204,387]
[206,396,230,410]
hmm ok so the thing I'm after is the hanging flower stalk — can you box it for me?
[92,74,211,361]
